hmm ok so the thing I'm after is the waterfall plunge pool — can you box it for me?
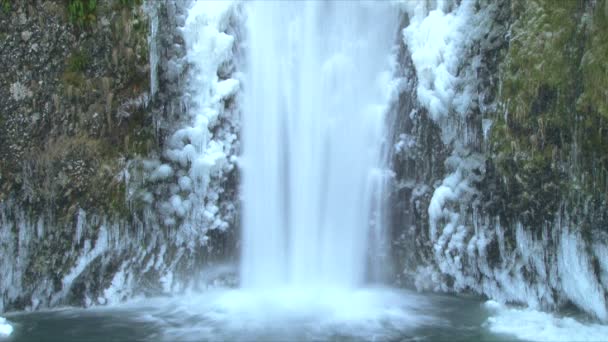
[5,287,608,341]
[1,287,584,342]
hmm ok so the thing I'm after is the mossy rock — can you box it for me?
[489,0,608,228]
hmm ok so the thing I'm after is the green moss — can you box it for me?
[61,49,90,89]
[118,0,142,9]
[578,0,608,120]
[128,117,155,156]
[61,71,86,88]
[67,49,90,72]
[501,0,578,133]
[17,134,131,221]
[490,0,608,226]
[1,0,10,13]
[66,0,97,26]
[7,0,151,222]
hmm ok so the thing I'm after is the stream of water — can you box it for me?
[241,1,398,289]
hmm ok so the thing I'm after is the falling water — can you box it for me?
[241,1,400,289]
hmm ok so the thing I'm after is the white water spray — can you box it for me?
[241,1,399,289]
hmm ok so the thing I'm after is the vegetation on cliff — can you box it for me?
[0,0,154,221]
[488,0,607,228]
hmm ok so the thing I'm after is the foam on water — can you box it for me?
[484,301,608,342]
[112,288,435,341]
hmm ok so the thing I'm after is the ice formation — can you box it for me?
[399,0,608,322]
[153,1,240,237]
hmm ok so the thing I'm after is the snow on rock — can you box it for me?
[0,317,12,337]
[484,300,608,342]
[9,81,33,101]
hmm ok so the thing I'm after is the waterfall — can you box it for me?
[240,1,400,289]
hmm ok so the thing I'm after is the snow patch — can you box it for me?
[0,317,12,337]
[484,300,608,342]
[10,81,33,101]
